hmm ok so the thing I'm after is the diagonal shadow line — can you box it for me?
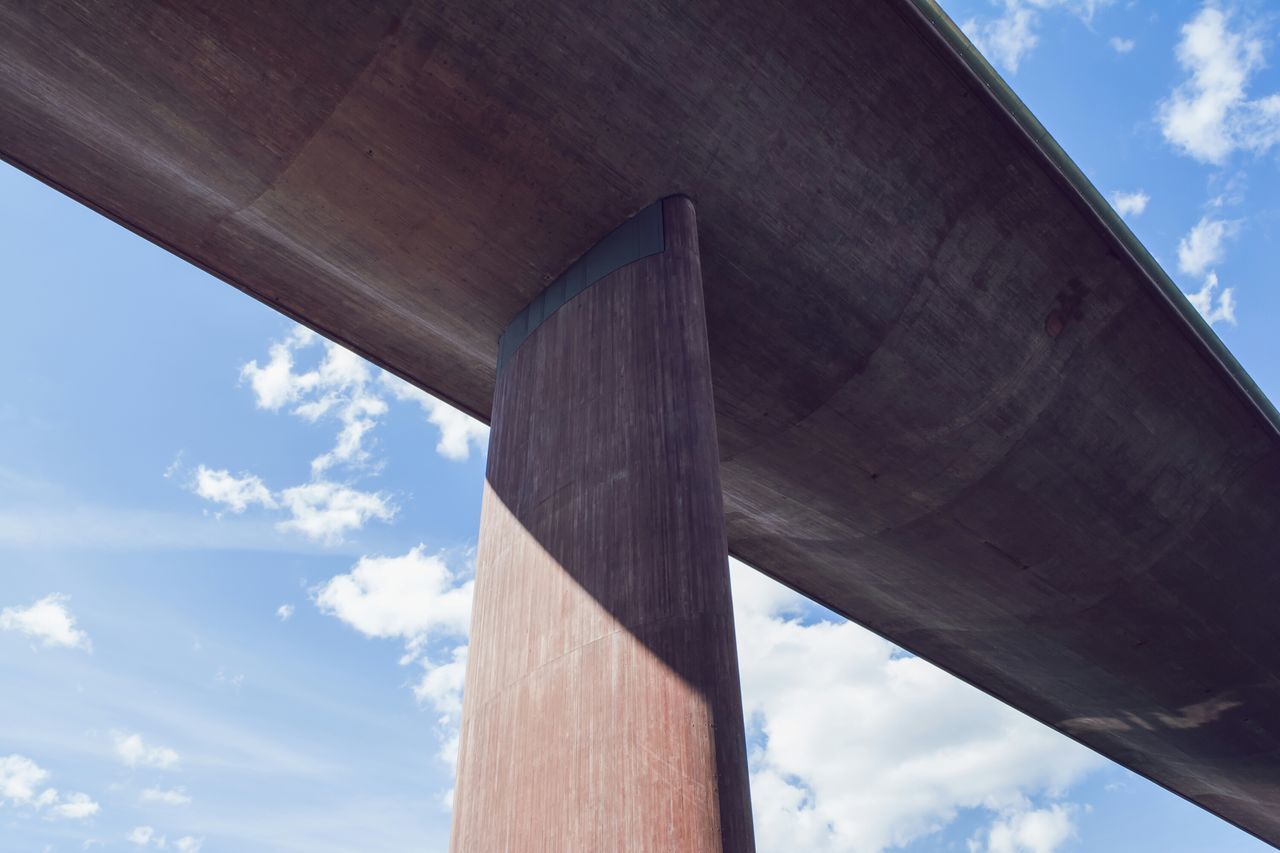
[453,197,755,851]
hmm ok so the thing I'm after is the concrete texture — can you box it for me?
[1,0,1277,842]
[454,198,753,851]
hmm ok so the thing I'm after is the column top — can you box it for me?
[496,198,669,373]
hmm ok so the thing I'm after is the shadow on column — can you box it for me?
[450,197,755,852]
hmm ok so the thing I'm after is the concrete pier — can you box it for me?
[450,197,754,851]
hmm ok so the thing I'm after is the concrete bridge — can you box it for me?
[2,1,1277,847]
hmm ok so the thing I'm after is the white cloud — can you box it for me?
[1109,36,1135,54]
[163,452,184,480]
[291,343,387,476]
[316,538,1104,849]
[192,466,276,514]
[189,328,483,546]
[1109,189,1149,217]
[963,3,1038,73]
[1159,6,1280,164]
[413,644,468,719]
[242,330,375,475]
[1,593,92,651]
[308,390,387,477]
[241,327,485,473]
[378,374,489,463]
[187,327,488,552]
[1174,216,1239,326]
[239,325,319,411]
[215,667,245,689]
[47,791,101,819]
[276,604,295,621]
[315,546,473,767]
[127,826,166,848]
[276,482,396,545]
[276,382,1107,849]
[141,786,191,806]
[315,546,472,645]
[129,826,198,851]
[190,466,393,545]
[0,753,51,805]
[962,1,1114,73]
[0,754,99,820]
[970,804,1079,853]
[1186,271,1237,325]
[1177,215,1237,276]
[112,731,179,769]
[730,562,1102,852]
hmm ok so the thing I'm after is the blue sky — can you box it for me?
[1,1,1277,851]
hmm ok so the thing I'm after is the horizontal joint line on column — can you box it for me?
[466,609,726,717]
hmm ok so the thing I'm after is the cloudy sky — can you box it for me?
[2,1,1278,851]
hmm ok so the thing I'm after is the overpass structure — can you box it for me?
[2,1,1278,849]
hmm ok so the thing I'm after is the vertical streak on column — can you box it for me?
[450,197,754,852]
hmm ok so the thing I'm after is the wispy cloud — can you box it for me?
[127,824,200,851]
[0,504,361,554]
[1109,36,1135,54]
[127,826,167,848]
[0,466,358,553]
[112,731,179,769]
[141,786,192,806]
[961,1,1114,73]
[10,672,344,782]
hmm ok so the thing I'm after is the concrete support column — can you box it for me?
[450,197,754,851]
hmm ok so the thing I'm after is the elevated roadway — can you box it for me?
[2,0,1277,843]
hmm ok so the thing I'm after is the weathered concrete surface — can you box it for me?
[454,198,753,851]
[2,0,1277,842]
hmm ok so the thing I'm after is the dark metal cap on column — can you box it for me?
[496,199,668,372]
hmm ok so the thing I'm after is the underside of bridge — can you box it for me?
[2,0,1278,846]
